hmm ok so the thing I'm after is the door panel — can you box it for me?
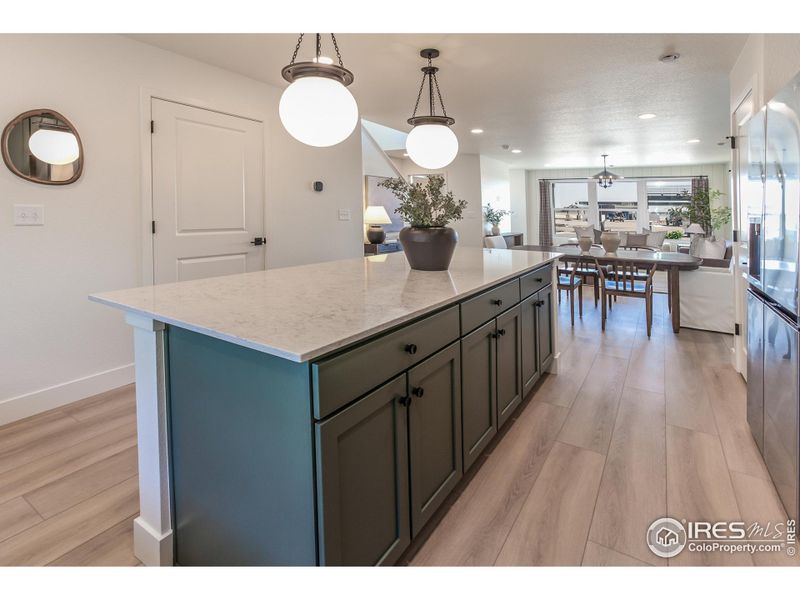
[316,375,410,566]
[152,99,265,284]
[520,293,540,398]
[537,285,554,369]
[408,342,462,536]
[764,76,800,313]
[763,304,799,523]
[461,320,497,471]
[496,305,523,429]
[746,291,765,453]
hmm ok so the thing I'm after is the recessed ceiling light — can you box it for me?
[511,149,522,154]
[638,113,657,120]
[403,152,409,157]
[687,138,701,144]
[544,163,552,167]
[470,128,484,134]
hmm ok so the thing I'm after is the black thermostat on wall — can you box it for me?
[313,181,324,192]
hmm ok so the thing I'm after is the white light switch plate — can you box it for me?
[14,204,45,226]
[338,208,351,221]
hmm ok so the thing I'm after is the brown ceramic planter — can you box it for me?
[399,226,459,271]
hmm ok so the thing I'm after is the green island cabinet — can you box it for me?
[166,263,554,566]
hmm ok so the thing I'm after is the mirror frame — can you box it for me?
[2,108,84,186]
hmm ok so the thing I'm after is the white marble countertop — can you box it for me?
[90,247,560,362]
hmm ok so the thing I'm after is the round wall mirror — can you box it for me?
[2,109,83,185]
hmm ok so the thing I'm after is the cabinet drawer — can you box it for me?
[312,306,460,419]
[520,265,552,299]
[460,279,521,335]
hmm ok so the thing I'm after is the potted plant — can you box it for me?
[379,175,468,271]
[711,205,732,241]
[483,204,510,236]
[665,230,684,240]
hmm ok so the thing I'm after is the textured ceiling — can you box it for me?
[129,33,747,169]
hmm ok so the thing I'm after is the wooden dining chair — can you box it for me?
[595,258,658,338]
[557,244,601,307]
[557,261,582,327]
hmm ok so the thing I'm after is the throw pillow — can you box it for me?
[698,239,726,260]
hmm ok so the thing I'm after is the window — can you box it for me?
[597,181,638,232]
[646,180,691,231]
[552,182,590,234]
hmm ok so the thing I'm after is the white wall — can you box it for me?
[397,154,484,248]
[479,155,511,232]
[509,169,528,237]
[731,34,800,113]
[524,163,732,244]
[0,34,363,423]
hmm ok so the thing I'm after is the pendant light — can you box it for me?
[591,154,622,189]
[405,49,458,170]
[279,34,358,147]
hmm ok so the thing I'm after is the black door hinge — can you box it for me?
[726,135,736,149]
[734,323,740,336]
[733,230,739,242]
[150,120,154,134]
[151,220,156,234]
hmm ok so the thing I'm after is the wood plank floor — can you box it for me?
[0,289,794,566]
[412,290,799,567]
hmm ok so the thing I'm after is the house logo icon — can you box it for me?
[647,517,687,558]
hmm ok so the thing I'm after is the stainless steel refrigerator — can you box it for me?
[746,71,800,526]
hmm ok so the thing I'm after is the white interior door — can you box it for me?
[151,98,265,285]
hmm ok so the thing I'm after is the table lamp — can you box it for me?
[364,206,392,243]
[685,223,705,236]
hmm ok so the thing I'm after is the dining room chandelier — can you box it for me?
[279,33,359,147]
[405,49,459,170]
[591,154,622,189]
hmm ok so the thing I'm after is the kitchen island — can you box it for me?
[90,247,561,566]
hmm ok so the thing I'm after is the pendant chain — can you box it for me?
[288,33,345,68]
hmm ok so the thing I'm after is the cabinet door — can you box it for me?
[408,342,463,536]
[520,293,540,399]
[461,320,497,471]
[496,304,523,429]
[316,375,410,565]
[536,285,554,371]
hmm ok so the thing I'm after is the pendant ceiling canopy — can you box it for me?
[278,33,359,147]
[591,154,622,189]
[405,49,459,170]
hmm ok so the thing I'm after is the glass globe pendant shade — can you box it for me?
[28,128,80,165]
[406,124,459,170]
[279,76,358,147]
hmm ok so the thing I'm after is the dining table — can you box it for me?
[514,245,703,333]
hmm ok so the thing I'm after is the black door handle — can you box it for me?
[535,277,543,282]
[404,343,418,355]
[497,328,506,337]
[250,236,266,246]
[492,299,503,307]
[398,395,412,407]
[412,387,425,398]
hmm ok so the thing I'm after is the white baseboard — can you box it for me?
[0,364,135,426]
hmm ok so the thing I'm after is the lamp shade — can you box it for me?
[406,124,458,170]
[28,128,80,165]
[364,205,392,225]
[278,76,358,147]
[685,223,705,234]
